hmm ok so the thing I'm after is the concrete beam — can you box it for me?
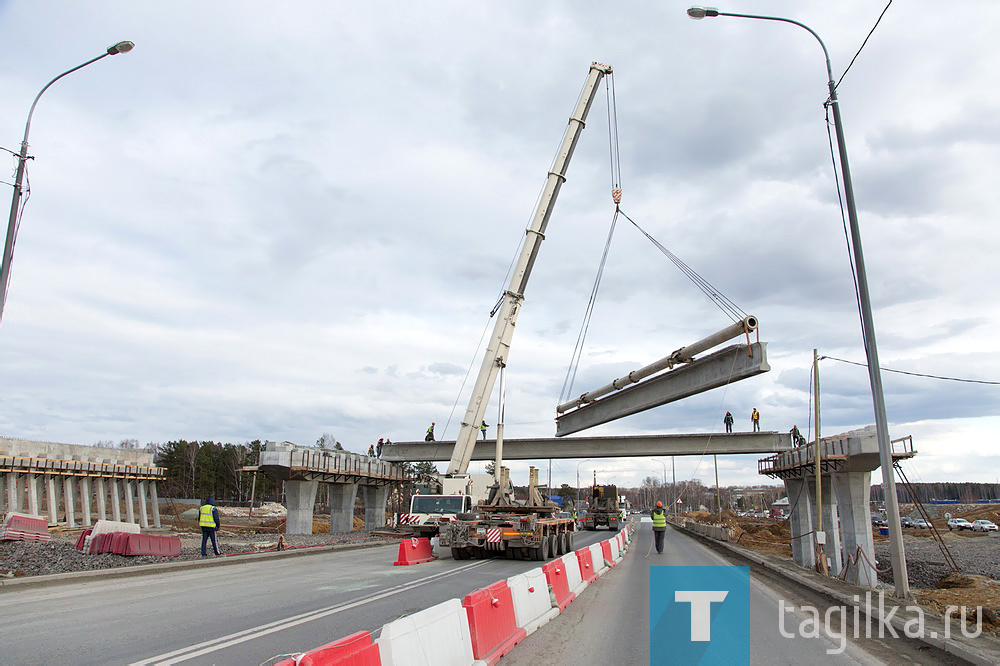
[46,476,59,524]
[137,481,149,529]
[382,431,791,462]
[556,342,769,436]
[80,477,92,526]
[150,481,161,528]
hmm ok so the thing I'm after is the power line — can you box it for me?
[836,0,894,89]
[820,355,1000,386]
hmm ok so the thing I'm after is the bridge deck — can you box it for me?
[381,431,792,462]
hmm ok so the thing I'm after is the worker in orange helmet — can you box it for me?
[652,500,667,554]
[425,422,436,442]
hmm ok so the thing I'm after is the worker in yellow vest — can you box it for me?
[199,497,222,557]
[651,500,668,554]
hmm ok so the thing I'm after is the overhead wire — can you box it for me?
[820,355,1000,386]
[836,0,894,90]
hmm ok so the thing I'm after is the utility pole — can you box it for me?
[814,348,828,575]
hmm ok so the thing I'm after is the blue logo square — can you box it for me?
[650,566,755,665]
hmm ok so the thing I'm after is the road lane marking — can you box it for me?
[130,559,491,665]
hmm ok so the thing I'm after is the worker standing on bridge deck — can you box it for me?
[425,422,435,442]
[480,420,488,440]
[652,500,667,554]
[724,411,734,433]
[199,497,221,558]
[752,408,760,432]
[368,444,376,457]
[376,438,384,457]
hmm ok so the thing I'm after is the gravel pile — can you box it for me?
[875,535,1000,589]
[1,531,397,579]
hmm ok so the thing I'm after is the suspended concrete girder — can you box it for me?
[381,431,792,462]
[555,342,769,437]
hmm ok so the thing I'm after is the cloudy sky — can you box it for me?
[2,1,998,493]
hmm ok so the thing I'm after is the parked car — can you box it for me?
[947,518,974,531]
[971,520,998,532]
[900,517,915,528]
[870,514,887,527]
[912,518,931,529]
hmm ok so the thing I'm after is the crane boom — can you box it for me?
[446,62,612,476]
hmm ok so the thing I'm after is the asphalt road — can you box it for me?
[0,529,615,665]
[505,519,882,665]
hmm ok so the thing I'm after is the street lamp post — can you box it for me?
[687,7,910,598]
[575,459,593,511]
[0,41,135,325]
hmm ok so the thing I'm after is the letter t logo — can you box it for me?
[675,590,729,641]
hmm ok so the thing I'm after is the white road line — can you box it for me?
[130,559,491,665]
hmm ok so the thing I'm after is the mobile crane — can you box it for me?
[438,62,612,560]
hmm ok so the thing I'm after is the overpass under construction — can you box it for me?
[380,431,792,462]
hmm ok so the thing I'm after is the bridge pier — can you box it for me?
[786,477,816,568]
[328,482,358,533]
[285,480,319,535]
[363,486,387,531]
[762,427,914,587]
[833,471,876,586]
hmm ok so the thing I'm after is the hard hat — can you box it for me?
[656,500,663,508]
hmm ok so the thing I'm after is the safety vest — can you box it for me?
[199,504,217,528]
[427,425,434,434]
[752,410,759,420]
[652,508,667,528]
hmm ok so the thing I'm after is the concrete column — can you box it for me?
[80,477,93,526]
[96,478,108,521]
[364,485,388,531]
[284,480,319,535]
[124,481,136,524]
[150,481,161,528]
[328,482,359,533]
[110,479,122,522]
[832,471,876,586]
[7,472,20,512]
[819,473,843,575]
[785,477,815,568]
[63,477,76,528]
[26,473,40,515]
[137,481,149,528]
[46,476,59,524]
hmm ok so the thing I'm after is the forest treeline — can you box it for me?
[871,481,1000,504]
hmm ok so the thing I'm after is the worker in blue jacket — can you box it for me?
[199,497,222,557]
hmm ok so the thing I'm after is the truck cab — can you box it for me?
[400,473,491,536]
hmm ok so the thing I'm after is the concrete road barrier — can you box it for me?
[376,598,475,666]
[507,568,559,636]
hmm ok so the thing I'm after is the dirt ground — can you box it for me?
[2,501,399,579]
[678,509,1000,634]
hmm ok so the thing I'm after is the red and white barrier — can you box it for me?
[83,519,139,553]
[393,537,436,566]
[587,543,608,578]
[274,631,382,666]
[376,598,474,666]
[507,568,559,636]
[463,581,526,665]
[1,512,50,542]
[285,526,640,665]
[559,552,587,596]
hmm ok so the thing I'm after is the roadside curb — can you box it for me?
[0,539,396,592]
[669,520,1000,665]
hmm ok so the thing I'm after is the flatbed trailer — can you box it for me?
[439,506,576,561]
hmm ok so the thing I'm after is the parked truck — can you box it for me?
[398,474,492,537]
[437,63,613,561]
[579,482,623,531]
